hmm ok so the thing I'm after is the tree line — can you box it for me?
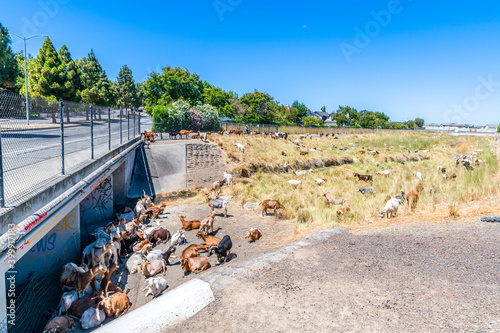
[0,21,424,129]
[0,23,142,110]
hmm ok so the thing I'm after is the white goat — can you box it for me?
[81,306,106,330]
[379,198,400,219]
[376,170,390,176]
[235,143,245,153]
[287,179,302,186]
[223,171,233,185]
[171,230,187,246]
[314,178,326,185]
[126,253,143,274]
[413,171,422,180]
[143,277,168,297]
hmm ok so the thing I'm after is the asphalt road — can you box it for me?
[2,115,152,172]
[0,115,152,205]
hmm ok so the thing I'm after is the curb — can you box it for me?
[93,278,214,333]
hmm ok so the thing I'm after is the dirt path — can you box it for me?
[173,220,500,333]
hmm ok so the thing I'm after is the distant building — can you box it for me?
[424,122,498,134]
[310,111,331,122]
[324,119,337,127]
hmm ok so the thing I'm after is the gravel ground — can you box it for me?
[173,220,500,333]
[78,202,293,332]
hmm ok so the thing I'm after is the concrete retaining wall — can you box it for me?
[129,141,225,197]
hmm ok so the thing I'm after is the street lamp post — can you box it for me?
[10,33,48,125]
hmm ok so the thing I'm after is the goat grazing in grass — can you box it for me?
[378,198,400,219]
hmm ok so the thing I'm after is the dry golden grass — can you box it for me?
[202,132,500,234]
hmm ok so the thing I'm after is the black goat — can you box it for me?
[208,235,232,264]
[395,191,406,204]
[169,131,180,139]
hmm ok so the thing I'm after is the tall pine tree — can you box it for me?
[29,37,68,100]
[115,64,138,109]
[79,49,112,106]
[0,23,20,92]
[58,45,81,102]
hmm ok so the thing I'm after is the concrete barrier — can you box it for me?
[94,278,214,332]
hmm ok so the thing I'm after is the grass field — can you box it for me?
[200,131,499,233]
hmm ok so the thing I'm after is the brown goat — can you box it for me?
[200,211,217,235]
[60,263,107,298]
[300,151,309,156]
[336,203,351,215]
[179,216,201,231]
[406,190,419,212]
[132,240,151,253]
[100,290,131,318]
[67,288,100,318]
[260,199,284,217]
[148,228,171,244]
[181,257,211,277]
[196,231,221,247]
[179,244,207,261]
[139,260,166,277]
[245,228,262,241]
[323,193,346,206]
[354,173,373,181]
[416,183,424,193]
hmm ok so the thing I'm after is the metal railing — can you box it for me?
[0,90,142,207]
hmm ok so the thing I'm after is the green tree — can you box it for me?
[405,120,416,129]
[333,106,358,127]
[0,23,20,92]
[302,116,323,127]
[415,118,425,128]
[115,64,138,110]
[321,106,327,113]
[202,82,237,117]
[291,100,309,119]
[58,45,81,102]
[239,90,278,123]
[143,66,204,109]
[29,37,68,100]
[497,124,500,133]
[79,50,113,107]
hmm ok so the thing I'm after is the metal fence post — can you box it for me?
[120,108,123,144]
[90,105,94,159]
[138,109,141,134]
[60,100,65,175]
[108,107,111,150]
[0,128,5,208]
[127,109,130,140]
[133,108,136,137]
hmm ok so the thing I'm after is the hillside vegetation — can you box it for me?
[204,132,499,232]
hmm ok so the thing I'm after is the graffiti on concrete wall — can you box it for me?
[80,175,113,224]
[15,206,80,285]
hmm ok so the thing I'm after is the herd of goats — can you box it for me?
[42,129,490,332]
[43,175,263,332]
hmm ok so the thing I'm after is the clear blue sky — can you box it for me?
[2,0,500,125]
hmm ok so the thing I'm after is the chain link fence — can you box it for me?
[0,90,143,207]
[221,122,279,134]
